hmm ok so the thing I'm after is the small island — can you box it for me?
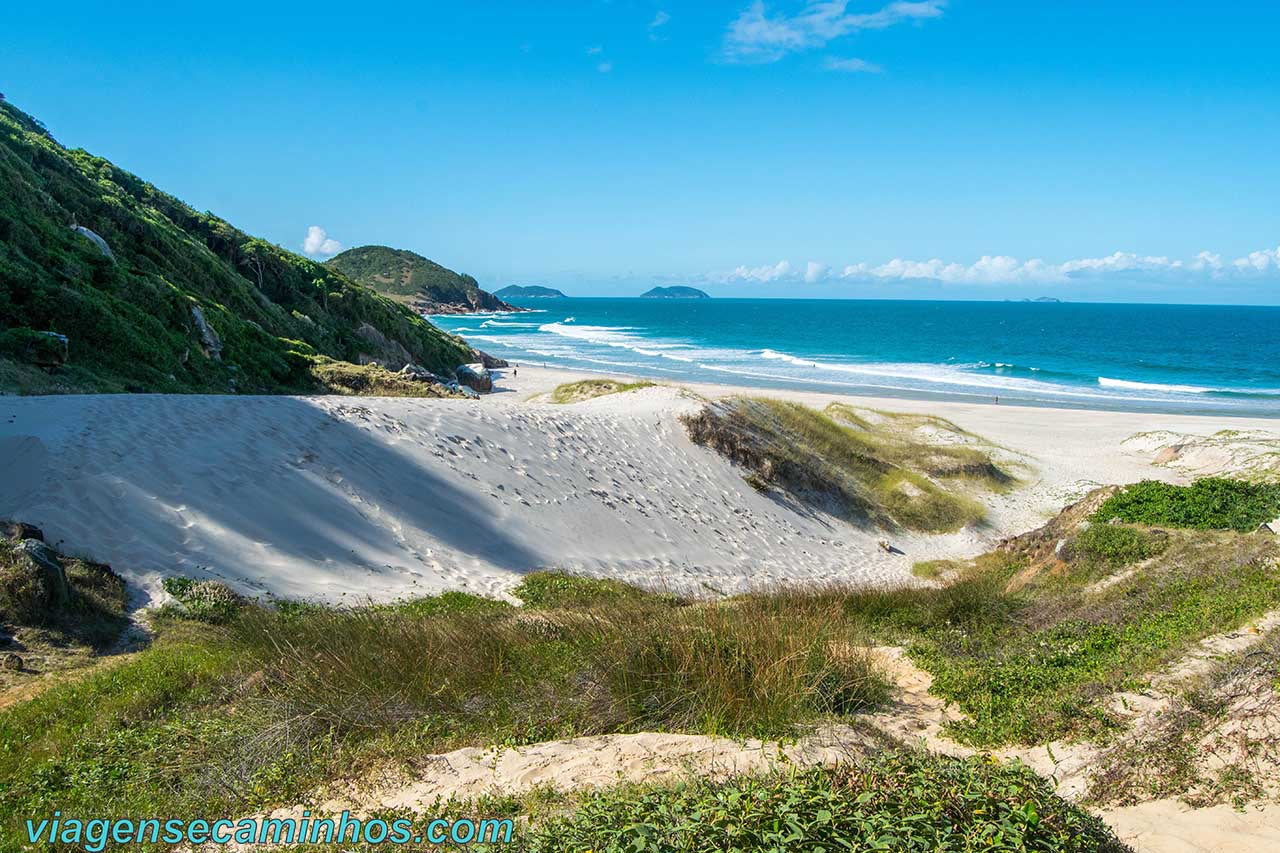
[640,286,710,299]
[495,285,567,299]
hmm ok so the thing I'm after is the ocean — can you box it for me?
[429,299,1280,416]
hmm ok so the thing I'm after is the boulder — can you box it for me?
[71,225,114,260]
[1,539,72,623]
[0,520,43,542]
[455,363,493,393]
[0,652,21,672]
[397,364,435,382]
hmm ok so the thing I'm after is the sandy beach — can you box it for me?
[2,365,1275,608]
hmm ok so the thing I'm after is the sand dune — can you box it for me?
[1,367,1275,607]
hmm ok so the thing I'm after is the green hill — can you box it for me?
[0,100,472,395]
[326,245,515,314]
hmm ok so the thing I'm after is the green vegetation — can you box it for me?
[0,571,886,845]
[1093,478,1280,531]
[509,752,1127,853]
[548,378,657,404]
[1068,523,1168,570]
[0,100,471,395]
[904,529,1280,746]
[325,245,511,312]
[493,285,566,299]
[1089,628,1280,809]
[160,577,246,624]
[308,358,462,397]
[683,398,1013,532]
[912,559,961,580]
[0,533,129,695]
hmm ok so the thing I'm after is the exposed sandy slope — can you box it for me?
[2,366,1277,606]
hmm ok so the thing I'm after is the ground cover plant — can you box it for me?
[497,751,1129,853]
[1093,478,1280,531]
[682,397,1014,532]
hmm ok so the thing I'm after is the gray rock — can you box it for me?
[470,348,509,370]
[71,225,114,260]
[397,364,435,382]
[190,305,223,361]
[455,363,493,393]
[1,539,71,623]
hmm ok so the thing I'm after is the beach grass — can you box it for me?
[0,572,887,840]
[682,397,1013,532]
[549,378,657,403]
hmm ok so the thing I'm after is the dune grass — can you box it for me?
[0,573,887,843]
[682,397,1013,532]
[549,378,657,404]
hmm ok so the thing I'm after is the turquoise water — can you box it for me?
[430,299,1280,416]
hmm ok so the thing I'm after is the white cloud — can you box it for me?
[724,259,795,282]
[711,243,1280,285]
[650,10,671,31]
[597,61,614,73]
[723,0,946,63]
[823,56,882,73]
[302,226,341,256]
[586,45,604,55]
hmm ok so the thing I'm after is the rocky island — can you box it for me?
[495,285,568,299]
[640,286,710,299]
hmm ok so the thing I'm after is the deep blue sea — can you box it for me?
[430,299,1280,416]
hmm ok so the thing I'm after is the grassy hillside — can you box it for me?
[326,245,514,313]
[0,100,472,395]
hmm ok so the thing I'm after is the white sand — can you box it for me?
[1,366,1276,606]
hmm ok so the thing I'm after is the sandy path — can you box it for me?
[2,369,1276,605]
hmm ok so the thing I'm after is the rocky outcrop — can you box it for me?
[470,348,509,369]
[355,322,414,370]
[455,363,493,393]
[71,225,114,260]
[0,520,43,542]
[1,539,72,622]
[190,305,223,361]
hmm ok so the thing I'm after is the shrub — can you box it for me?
[1068,524,1168,568]
[162,576,246,624]
[1093,478,1280,532]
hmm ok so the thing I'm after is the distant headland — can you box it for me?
[495,285,567,299]
[640,286,710,299]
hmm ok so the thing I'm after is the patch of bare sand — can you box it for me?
[1102,799,1280,853]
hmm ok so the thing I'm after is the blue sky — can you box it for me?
[4,1,1280,303]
